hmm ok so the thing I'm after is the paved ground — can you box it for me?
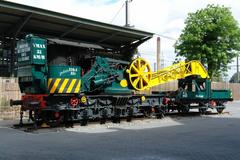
[0,101,240,160]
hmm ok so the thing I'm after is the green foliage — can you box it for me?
[175,4,240,78]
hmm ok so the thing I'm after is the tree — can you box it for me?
[175,4,240,78]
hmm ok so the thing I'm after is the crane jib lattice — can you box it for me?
[127,58,209,91]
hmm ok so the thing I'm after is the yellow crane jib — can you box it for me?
[126,58,209,91]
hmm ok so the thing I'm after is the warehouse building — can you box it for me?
[0,0,153,77]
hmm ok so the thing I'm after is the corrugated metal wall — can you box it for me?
[0,78,239,120]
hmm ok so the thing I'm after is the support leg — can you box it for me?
[100,108,107,124]
[126,107,133,122]
[33,108,38,130]
[80,110,88,126]
[19,107,23,127]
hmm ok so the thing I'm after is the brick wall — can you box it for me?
[0,77,21,120]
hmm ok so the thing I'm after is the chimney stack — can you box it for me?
[157,37,161,71]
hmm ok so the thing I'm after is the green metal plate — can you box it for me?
[31,37,47,65]
[48,65,81,79]
[16,35,47,65]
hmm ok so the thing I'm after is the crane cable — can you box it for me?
[110,2,125,23]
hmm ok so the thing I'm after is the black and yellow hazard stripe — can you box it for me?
[48,78,81,94]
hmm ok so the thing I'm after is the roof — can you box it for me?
[0,1,153,50]
[47,38,104,50]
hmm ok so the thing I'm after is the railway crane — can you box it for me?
[10,35,232,128]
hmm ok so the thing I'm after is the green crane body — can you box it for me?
[16,35,132,95]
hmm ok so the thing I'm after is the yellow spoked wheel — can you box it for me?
[127,58,152,90]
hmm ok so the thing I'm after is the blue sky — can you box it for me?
[7,0,240,79]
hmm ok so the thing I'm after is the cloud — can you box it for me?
[129,0,240,74]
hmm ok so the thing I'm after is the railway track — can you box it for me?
[12,111,230,133]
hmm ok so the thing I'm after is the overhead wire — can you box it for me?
[109,1,178,42]
[109,1,178,65]
[154,33,177,41]
[110,2,125,23]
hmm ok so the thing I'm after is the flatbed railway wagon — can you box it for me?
[174,77,232,114]
[157,77,233,114]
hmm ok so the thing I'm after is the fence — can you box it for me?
[0,78,239,120]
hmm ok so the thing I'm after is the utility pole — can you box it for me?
[237,56,239,82]
[125,0,133,27]
[154,62,157,72]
